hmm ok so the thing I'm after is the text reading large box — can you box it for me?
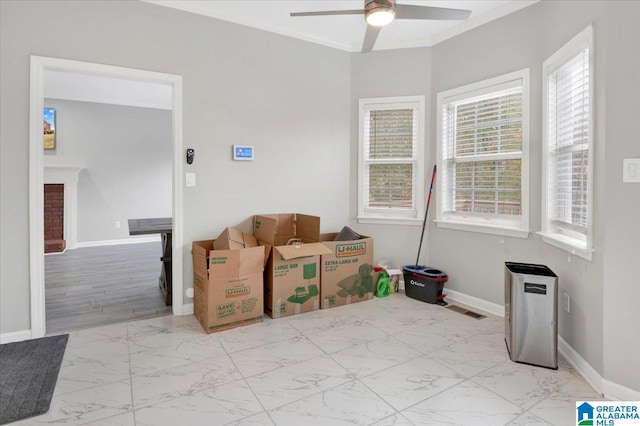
[254,214,331,318]
[192,240,264,333]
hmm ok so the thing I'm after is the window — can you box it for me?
[436,69,530,238]
[358,96,425,225]
[541,24,594,260]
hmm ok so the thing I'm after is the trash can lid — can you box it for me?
[505,262,557,277]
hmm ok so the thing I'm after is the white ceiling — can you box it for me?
[44,1,538,105]
[144,0,538,52]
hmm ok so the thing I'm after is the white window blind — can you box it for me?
[541,24,593,259]
[548,50,590,237]
[365,107,417,210]
[443,86,523,215]
[437,69,529,237]
[358,96,425,224]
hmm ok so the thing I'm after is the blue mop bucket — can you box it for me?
[402,265,448,304]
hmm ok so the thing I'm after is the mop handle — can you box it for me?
[415,165,437,267]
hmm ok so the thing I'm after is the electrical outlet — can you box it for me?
[563,292,571,313]
[115,221,121,229]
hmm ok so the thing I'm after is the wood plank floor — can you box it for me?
[45,242,171,334]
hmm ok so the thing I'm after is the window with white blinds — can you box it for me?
[436,70,530,238]
[541,25,594,260]
[358,96,425,224]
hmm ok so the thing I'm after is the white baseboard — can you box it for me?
[558,335,640,401]
[602,378,640,401]
[558,336,603,395]
[181,303,194,315]
[0,329,32,344]
[76,236,160,248]
[444,288,505,317]
[442,289,639,400]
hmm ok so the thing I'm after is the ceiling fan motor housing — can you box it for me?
[365,0,395,13]
[365,0,396,26]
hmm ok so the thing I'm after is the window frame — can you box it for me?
[357,95,425,225]
[435,69,531,239]
[540,24,595,260]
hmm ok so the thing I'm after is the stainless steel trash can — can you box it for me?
[505,262,558,369]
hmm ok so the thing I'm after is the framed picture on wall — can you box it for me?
[43,107,56,150]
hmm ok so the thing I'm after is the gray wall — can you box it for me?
[427,0,639,392]
[1,0,638,393]
[600,1,640,393]
[428,0,605,374]
[0,1,350,334]
[44,99,172,242]
[349,47,432,267]
[347,0,640,393]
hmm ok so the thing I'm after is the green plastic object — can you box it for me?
[376,271,390,298]
[308,284,319,297]
[303,263,316,280]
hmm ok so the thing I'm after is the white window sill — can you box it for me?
[435,220,530,239]
[537,232,594,261]
[357,216,423,226]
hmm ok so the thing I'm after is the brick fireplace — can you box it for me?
[44,184,65,253]
[44,166,83,253]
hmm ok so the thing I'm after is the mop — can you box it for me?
[415,165,437,268]
[404,165,449,306]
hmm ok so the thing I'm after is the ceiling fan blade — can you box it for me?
[395,4,471,20]
[362,25,381,53]
[290,10,364,17]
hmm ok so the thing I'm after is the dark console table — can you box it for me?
[128,217,172,306]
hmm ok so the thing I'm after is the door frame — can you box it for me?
[29,56,184,338]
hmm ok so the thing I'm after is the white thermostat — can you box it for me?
[233,145,254,161]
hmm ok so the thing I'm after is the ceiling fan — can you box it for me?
[291,0,472,53]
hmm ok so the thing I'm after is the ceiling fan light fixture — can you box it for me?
[365,8,395,27]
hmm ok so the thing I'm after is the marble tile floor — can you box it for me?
[14,294,605,426]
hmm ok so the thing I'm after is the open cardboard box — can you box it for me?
[254,214,331,318]
[213,227,258,251]
[192,240,265,333]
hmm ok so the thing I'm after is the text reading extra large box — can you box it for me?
[191,240,265,333]
[254,214,331,318]
[319,233,374,309]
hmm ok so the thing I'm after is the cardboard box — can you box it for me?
[213,227,258,251]
[254,214,332,318]
[191,240,265,333]
[254,213,321,246]
[319,233,375,309]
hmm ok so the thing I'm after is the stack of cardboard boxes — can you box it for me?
[191,213,374,333]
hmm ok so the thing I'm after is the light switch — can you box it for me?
[623,158,640,183]
[186,172,196,187]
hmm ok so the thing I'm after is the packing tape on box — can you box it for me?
[274,298,281,319]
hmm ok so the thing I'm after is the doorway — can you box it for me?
[29,56,184,338]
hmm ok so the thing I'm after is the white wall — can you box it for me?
[44,99,172,243]
[0,0,351,334]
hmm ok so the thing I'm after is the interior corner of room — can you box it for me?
[1,0,638,408]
